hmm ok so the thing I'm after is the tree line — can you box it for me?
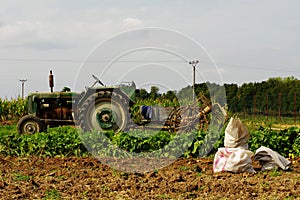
[224,77,300,117]
[136,76,300,117]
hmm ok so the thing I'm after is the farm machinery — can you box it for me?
[17,71,222,134]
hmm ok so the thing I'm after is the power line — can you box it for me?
[214,62,300,73]
[0,57,299,73]
[0,58,187,63]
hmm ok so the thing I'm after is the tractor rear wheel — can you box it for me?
[79,91,129,132]
[17,115,46,134]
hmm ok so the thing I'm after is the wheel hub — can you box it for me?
[24,122,37,134]
[96,108,117,129]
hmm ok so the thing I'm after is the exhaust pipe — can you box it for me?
[49,70,54,92]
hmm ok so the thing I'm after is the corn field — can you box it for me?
[0,97,27,122]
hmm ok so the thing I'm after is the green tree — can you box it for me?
[136,88,149,100]
[164,90,177,100]
[150,86,160,100]
[224,83,238,112]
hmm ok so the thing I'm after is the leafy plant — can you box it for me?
[44,189,61,200]
[270,169,281,177]
[0,97,27,122]
[13,173,31,181]
[249,127,300,157]
[0,124,299,158]
[0,126,88,157]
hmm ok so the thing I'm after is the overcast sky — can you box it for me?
[1,0,300,98]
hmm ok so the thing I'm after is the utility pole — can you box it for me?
[19,79,27,99]
[189,60,199,101]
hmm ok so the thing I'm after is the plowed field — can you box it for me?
[0,156,299,199]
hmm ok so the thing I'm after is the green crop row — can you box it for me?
[0,126,87,157]
[0,98,27,122]
[0,125,299,158]
[249,126,300,158]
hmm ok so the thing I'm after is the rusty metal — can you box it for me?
[166,93,213,133]
[49,70,54,92]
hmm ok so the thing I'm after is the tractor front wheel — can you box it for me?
[17,115,46,134]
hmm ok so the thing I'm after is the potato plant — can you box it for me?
[0,125,299,158]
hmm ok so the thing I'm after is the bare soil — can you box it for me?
[0,156,299,200]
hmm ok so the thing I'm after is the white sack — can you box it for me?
[224,117,249,149]
[254,146,291,171]
[213,148,255,173]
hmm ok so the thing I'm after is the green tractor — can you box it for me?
[17,71,218,134]
[17,72,137,134]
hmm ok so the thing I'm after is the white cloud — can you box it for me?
[1,0,300,98]
[123,17,143,27]
[0,21,38,41]
[0,7,147,51]
[0,20,76,50]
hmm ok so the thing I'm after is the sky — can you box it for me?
[0,0,300,98]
